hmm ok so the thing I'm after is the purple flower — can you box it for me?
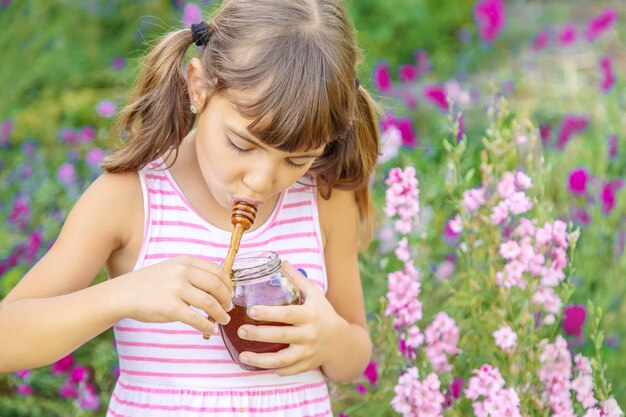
[182,3,203,27]
[381,114,417,148]
[458,28,472,43]
[557,114,589,149]
[398,64,417,82]
[585,8,618,42]
[110,56,127,70]
[0,119,14,147]
[450,377,464,399]
[539,124,552,144]
[455,113,465,142]
[532,27,551,51]
[9,195,30,230]
[563,304,586,337]
[599,56,616,94]
[338,414,349,417]
[59,382,79,399]
[16,384,32,396]
[58,127,79,145]
[96,100,117,118]
[474,0,506,44]
[363,361,378,386]
[14,370,30,379]
[608,135,618,160]
[86,148,106,168]
[572,207,591,226]
[373,61,392,93]
[52,354,74,375]
[568,168,589,196]
[615,229,625,257]
[57,163,76,185]
[423,84,449,111]
[24,230,43,263]
[79,383,100,411]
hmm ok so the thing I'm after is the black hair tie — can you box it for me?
[355,78,360,88]
[191,21,210,47]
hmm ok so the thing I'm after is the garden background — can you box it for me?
[0,0,625,416]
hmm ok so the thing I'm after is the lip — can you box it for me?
[231,196,264,207]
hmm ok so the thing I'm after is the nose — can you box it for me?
[242,160,275,196]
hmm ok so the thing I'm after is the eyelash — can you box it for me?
[227,138,308,170]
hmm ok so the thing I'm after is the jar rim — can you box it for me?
[231,251,281,282]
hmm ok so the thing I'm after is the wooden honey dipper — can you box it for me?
[203,201,258,340]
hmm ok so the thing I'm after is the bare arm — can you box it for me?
[0,172,139,372]
[318,189,372,382]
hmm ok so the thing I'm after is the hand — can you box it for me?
[118,256,233,336]
[236,261,348,376]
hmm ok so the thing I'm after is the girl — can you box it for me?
[0,0,380,415]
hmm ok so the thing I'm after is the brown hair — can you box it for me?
[103,0,381,244]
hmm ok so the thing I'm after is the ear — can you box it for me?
[187,57,208,109]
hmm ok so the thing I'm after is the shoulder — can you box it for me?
[69,171,142,250]
[317,188,358,248]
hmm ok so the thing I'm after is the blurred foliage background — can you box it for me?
[1,0,624,415]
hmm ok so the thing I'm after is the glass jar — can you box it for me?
[219,251,303,371]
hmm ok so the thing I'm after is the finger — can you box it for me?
[281,261,316,298]
[239,346,299,370]
[185,266,233,312]
[237,324,312,345]
[178,304,220,336]
[247,304,316,325]
[184,256,233,293]
[181,286,231,326]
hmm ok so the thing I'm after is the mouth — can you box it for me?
[231,196,264,208]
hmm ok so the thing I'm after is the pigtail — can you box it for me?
[102,29,197,172]
[312,85,381,247]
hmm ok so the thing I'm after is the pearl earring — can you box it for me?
[190,104,198,114]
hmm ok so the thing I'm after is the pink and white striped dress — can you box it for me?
[106,160,333,417]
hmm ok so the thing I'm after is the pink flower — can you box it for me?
[182,3,203,27]
[599,56,616,94]
[490,200,509,225]
[399,65,418,82]
[86,148,106,168]
[385,167,420,234]
[600,180,623,216]
[395,237,412,262]
[556,23,577,46]
[532,27,551,51]
[52,354,74,374]
[57,163,76,185]
[70,366,89,383]
[373,61,393,93]
[463,187,487,212]
[572,207,591,226]
[499,240,521,259]
[60,382,79,399]
[14,369,30,379]
[557,114,589,149]
[506,191,533,215]
[515,171,532,190]
[381,114,417,148]
[497,172,516,198]
[392,368,445,417]
[16,384,32,396]
[96,100,116,118]
[465,364,505,400]
[425,312,461,373]
[585,8,618,42]
[423,84,449,111]
[568,168,589,196]
[355,382,367,395]
[539,336,574,415]
[435,260,455,280]
[493,326,517,352]
[79,383,100,411]
[414,49,432,77]
[602,397,624,417]
[539,124,552,143]
[562,304,586,337]
[474,0,506,44]
[448,215,463,235]
[608,135,618,160]
[363,361,378,386]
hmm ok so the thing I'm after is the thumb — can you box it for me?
[281,260,316,298]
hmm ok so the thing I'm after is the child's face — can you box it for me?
[193,94,325,210]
